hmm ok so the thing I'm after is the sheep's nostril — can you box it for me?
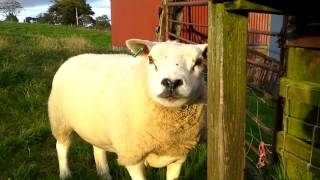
[161,78,172,88]
[173,79,183,89]
[161,78,183,90]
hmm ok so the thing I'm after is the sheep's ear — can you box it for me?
[126,39,155,56]
[196,44,208,65]
[196,44,208,59]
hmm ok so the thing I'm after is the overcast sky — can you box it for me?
[0,0,111,22]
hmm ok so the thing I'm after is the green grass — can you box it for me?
[0,22,110,50]
[0,21,207,180]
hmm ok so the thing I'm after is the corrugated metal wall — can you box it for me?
[248,13,272,46]
[176,0,208,44]
[111,1,271,48]
[111,0,162,47]
[167,3,271,46]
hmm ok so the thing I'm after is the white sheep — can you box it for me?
[48,39,207,180]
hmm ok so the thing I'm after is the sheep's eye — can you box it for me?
[192,58,202,71]
[148,56,158,71]
[194,58,202,66]
[148,56,154,64]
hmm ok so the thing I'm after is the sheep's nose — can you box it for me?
[161,78,183,90]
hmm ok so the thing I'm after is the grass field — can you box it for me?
[0,22,207,180]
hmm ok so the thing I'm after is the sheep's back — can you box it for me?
[49,53,140,150]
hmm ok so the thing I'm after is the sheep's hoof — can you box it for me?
[100,173,113,180]
[59,169,71,179]
[97,169,112,180]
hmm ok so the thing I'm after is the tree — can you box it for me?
[80,14,94,27]
[0,0,22,21]
[5,13,18,21]
[48,0,94,25]
[37,12,55,24]
[95,15,111,30]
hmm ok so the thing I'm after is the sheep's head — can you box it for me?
[126,39,207,107]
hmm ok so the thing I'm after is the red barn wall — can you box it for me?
[111,1,271,48]
[179,3,208,44]
[111,0,162,47]
[248,12,272,46]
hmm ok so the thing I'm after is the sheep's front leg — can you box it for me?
[56,141,71,179]
[125,162,146,180]
[93,146,112,180]
[166,156,186,180]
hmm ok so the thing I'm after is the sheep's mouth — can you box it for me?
[158,91,183,101]
[166,96,180,101]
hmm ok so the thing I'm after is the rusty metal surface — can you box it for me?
[247,60,280,73]
[167,0,208,44]
[247,47,282,96]
[248,12,272,46]
[248,48,279,63]
[286,36,320,49]
[167,0,208,7]
[248,30,280,37]
[283,16,320,49]
[168,19,208,27]
[168,32,196,44]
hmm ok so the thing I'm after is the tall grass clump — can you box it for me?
[37,36,93,53]
[0,35,8,48]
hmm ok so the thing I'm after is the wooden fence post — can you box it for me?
[156,0,168,42]
[207,1,248,179]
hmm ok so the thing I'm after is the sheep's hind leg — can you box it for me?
[93,146,112,180]
[125,162,146,180]
[56,141,71,179]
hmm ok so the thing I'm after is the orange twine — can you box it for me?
[257,141,272,168]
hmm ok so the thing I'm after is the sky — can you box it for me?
[0,0,111,22]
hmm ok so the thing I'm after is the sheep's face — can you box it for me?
[127,39,207,107]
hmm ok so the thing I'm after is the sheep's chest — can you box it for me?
[146,104,203,157]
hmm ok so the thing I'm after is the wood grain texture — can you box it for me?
[207,2,247,179]
[156,0,168,42]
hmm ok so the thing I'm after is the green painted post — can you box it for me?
[207,1,248,179]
